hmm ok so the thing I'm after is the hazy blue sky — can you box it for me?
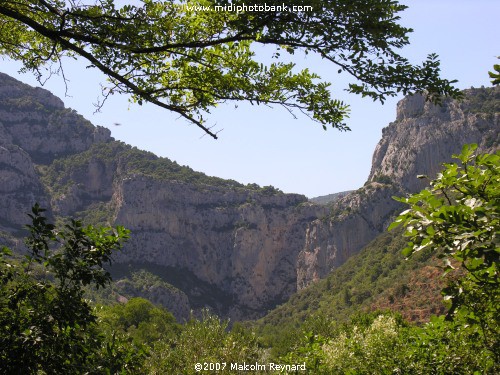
[1,0,498,197]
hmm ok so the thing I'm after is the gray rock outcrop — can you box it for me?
[0,71,497,320]
[297,87,499,289]
[0,72,325,320]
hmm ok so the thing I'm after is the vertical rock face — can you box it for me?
[0,141,49,233]
[0,72,498,320]
[0,73,112,163]
[0,72,326,320]
[297,87,499,289]
[0,72,112,239]
[369,88,499,192]
[297,183,404,288]
[112,176,323,319]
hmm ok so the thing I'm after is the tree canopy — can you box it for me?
[0,0,462,138]
[390,144,499,363]
[0,204,146,373]
[489,58,500,85]
[390,144,499,313]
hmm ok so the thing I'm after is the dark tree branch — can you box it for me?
[0,3,220,139]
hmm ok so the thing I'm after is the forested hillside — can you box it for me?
[0,73,498,323]
[0,0,498,373]
[2,144,498,374]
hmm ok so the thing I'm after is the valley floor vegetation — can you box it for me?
[1,144,498,374]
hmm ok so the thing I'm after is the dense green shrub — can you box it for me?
[0,205,145,374]
[98,297,180,347]
[145,311,264,374]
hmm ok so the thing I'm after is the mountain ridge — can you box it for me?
[0,71,498,321]
[0,72,326,320]
[297,86,499,289]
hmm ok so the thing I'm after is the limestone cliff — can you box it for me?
[111,175,322,319]
[297,182,404,288]
[0,73,112,163]
[368,87,499,192]
[1,71,498,320]
[0,72,325,320]
[0,73,113,249]
[297,87,499,289]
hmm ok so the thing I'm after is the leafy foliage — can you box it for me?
[98,297,180,346]
[0,204,145,374]
[390,144,499,313]
[391,143,499,364]
[321,314,405,374]
[403,314,498,374]
[489,58,500,85]
[280,311,498,374]
[0,0,462,138]
[145,311,263,374]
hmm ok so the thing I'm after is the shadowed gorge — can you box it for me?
[0,72,498,322]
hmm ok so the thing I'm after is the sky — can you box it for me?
[1,0,498,198]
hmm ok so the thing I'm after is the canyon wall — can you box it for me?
[0,72,497,320]
[297,87,499,289]
[0,72,325,320]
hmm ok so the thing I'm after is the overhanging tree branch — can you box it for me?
[0,0,463,139]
